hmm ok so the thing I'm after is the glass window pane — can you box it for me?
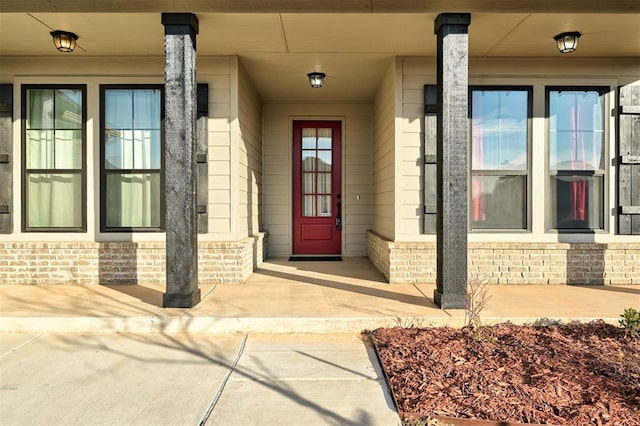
[472,90,528,171]
[303,173,315,194]
[317,195,331,216]
[54,130,83,169]
[105,130,133,169]
[27,89,54,129]
[302,151,316,171]
[133,90,161,129]
[318,173,331,194]
[317,151,332,171]
[54,89,83,129]
[133,130,161,169]
[105,90,133,129]
[27,173,82,228]
[303,195,315,217]
[26,130,54,169]
[302,128,316,149]
[317,128,332,149]
[106,173,161,228]
[550,175,603,229]
[549,90,604,171]
[471,175,526,229]
[26,130,82,170]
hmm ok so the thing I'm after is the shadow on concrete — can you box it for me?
[105,283,165,307]
[49,332,383,425]
[573,284,640,295]
[254,265,435,309]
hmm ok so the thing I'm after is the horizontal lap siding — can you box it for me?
[237,60,263,243]
[263,103,371,257]
[372,59,397,241]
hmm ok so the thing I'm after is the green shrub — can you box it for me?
[619,307,640,338]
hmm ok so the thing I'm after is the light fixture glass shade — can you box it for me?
[50,30,78,52]
[307,72,326,88]
[554,31,581,53]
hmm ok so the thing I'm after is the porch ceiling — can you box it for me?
[1,11,638,101]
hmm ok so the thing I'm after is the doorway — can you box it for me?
[292,121,342,256]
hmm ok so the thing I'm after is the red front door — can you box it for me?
[292,121,342,255]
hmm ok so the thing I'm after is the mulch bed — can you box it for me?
[370,322,640,425]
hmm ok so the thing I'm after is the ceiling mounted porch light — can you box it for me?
[554,31,581,54]
[50,30,78,52]
[307,72,326,88]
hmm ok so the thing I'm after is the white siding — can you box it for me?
[399,56,640,244]
[199,57,234,239]
[262,102,372,257]
[371,58,398,240]
[237,59,263,239]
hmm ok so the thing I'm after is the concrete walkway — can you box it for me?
[1,257,638,425]
[1,332,399,425]
[0,257,637,333]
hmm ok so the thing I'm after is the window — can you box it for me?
[100,86,163,231]
[470,87,531,230]
[301,127,333,217]
[547,87,607,230]
[22,85,86,231]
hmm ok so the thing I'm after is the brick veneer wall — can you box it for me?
[0,232,267,285]
[367,230,639,285]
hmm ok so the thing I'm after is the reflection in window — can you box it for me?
[102,86,163,230]
[547,88,607,230]
[301,127,332,217]
[23,86,85,230]
[470,88,530,230]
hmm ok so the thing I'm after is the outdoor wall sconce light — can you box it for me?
[554,31,581,54]
[50,30,78,52]
[307,72,326,88]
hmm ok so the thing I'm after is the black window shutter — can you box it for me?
[196,83,209,233]
[424,84,437,234]
[617,85,640,235]
[0,84,12,234]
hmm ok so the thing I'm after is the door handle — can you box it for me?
[336,194,342,231]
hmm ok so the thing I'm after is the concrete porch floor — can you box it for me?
[0,257,637,333]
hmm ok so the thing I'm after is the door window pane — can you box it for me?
[302,151,316,171]
[303,195,315,217]
[317,128,332,149]
[318,195,331,216]
[317,151,332,171]
[470,87,530,230]
[303,173,315,194]
[318,174,331,194]
[23,86,85,231]
[302,128,316,149]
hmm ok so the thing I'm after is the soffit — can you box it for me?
[1,0,638,13]
[0,12,638,101]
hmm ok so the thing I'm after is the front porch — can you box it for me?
[0,256,635,334]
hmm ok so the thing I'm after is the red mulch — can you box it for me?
[370,322,640,425]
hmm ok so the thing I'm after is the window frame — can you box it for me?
[468,85,533,232]
[99,84,165,232]
[21,84,87,232]
[545,85,609,233]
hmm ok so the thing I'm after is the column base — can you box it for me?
[434,288,466,310]
[163,288,201,308]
